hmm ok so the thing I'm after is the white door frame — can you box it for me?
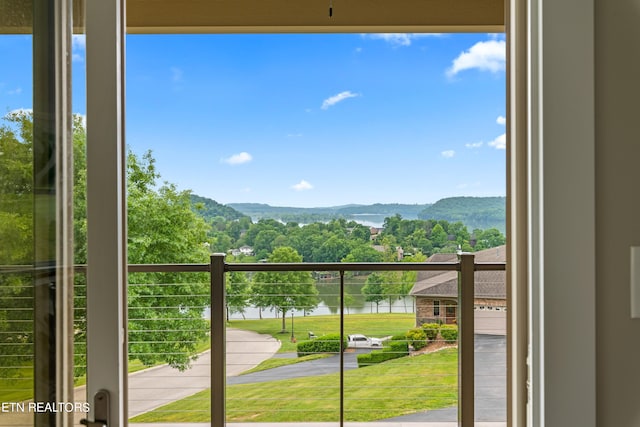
[527,0,596,426]
[85,1,127,426]
[82,1,598,426]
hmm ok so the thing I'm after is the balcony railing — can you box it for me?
[0,254,505,427]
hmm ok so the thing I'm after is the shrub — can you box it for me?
[388,338,409,355]
[357,336,408,367]
[296,333,346,357]
[406,327,427,350]
[439,324,458,342]
[421,323,440,342]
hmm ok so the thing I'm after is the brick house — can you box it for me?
[410,245,506,330]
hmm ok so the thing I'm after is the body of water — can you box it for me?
[226,295,415,320]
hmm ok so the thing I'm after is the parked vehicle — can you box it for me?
[347,334,383,348]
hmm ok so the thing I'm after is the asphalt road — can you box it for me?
[227,348,365,385]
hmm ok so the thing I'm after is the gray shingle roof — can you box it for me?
[410,245,506,299]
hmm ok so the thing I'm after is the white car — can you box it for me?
[347,334,383,348]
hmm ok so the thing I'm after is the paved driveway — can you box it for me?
[227,335,507,425]
[229,334,506,423]
[126,329,280,417]
[385,334,507,422]
[74,332,504,424]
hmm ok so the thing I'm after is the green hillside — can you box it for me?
[190,195,248,221]
[417,196,506,233]
[227,202,431,223]
[192,196,506,234]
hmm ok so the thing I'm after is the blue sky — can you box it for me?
[1,33,506,208]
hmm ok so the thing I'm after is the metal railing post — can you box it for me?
[211,254,227,427]
[339,270,345,427]
[458,253,475,427]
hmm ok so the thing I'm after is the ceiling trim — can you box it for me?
[1,0,504,34]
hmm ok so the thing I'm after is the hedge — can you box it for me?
[296,333,346,357]
[421,323,440,342]
[406,328,427,350]
[356,337,409,368]
[439,324,458,342]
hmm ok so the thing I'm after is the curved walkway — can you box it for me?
[126,328,280,417]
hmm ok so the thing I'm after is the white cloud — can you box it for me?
[287,133,303,138]
[363,33,442,46]
[447,40,506,77]
[72,35,86,50]
[171,67,183,83]
[441,150,456,158]
[292,180,313,191]
[465,141,483,149]
[72,35,85,62]
[7,87,22,95]
[321,91,359,110]
[496,115,507,125]
[222,152,253,165]
[488,133,506,150]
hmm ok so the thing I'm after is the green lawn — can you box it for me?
[240,353,331,375]
[228,312,415,353]
[130,348,458,423]
[0,366,33,402]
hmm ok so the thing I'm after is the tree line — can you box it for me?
[0,111,505,376]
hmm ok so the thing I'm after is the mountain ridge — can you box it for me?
[191,196,505,233]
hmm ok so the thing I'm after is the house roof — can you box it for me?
[410,245,506,299]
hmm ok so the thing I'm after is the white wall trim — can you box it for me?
[528,0,596,425]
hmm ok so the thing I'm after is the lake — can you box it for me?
[224,277,416,320]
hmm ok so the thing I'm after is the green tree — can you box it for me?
[397,252,426,312]
[251,247,318,332]
[253,229,283,258]
[0,111,35,380]
[430,223,448,248]
[0,110,35,264]
[312,235,352,262]
[349,223,371,243]
[362,273,385,313]
[126,151,212,370]
[226,271,250,321]
[342,244,384,263]
[475,228,506,250]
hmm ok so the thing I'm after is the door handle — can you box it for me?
[80,390,109,427]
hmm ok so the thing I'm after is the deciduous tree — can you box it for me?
[251,247,318,332]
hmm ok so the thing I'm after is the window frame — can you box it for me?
[84,1,598,426]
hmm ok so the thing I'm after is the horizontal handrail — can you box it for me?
[0,260,505,274]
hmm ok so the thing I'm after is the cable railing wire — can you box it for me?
[1,258,505,424]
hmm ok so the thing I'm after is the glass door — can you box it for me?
[0,1,85,426]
